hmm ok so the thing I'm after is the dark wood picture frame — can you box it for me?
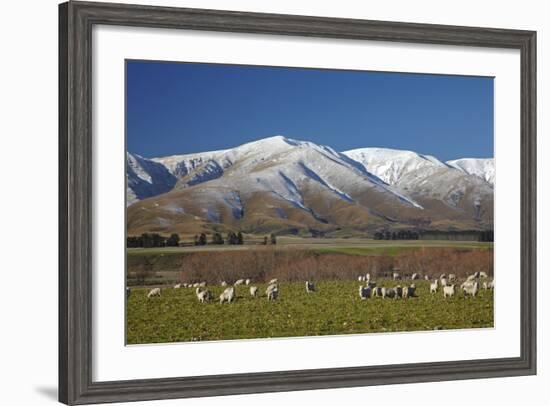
[59,1,537,404]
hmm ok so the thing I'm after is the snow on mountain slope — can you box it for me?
[343,147,447,185]
[447,158,495,185]
[174,136,424,208]
[126,152,176,206]
[126,136,494,234]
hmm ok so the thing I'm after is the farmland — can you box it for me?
[126,279,493,344]
[126,238,493,344]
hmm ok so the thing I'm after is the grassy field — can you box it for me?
[127,238,493,256]
[126,280,493,344]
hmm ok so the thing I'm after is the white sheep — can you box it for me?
[305,281,316,293]
[147,288,161,298]
[219,286,236,304]
[365,273,371,282]
[250,286,258,297]
[266,283,279,301]
[192,283,200,288]
[448,274,456,282]
[221,281,227,287]
[465,274,477,283]
[483,280,495,290]
[245,278,251,285]
[480,271,489,278]
[443,285,456,298]
[359,285,372,300]
[424,274,430,281]
[358,275,364,282]
[440,273,447,280]
[440,277,448,287]
[430,279,439,294]
[234,279,244,286]
[196,287,211,303]
[393,272,401,280]
[462,281,479,298]
[268,278,278,285]
[174,283,181,289]
[411,273,419,280]
[199,281,207,287]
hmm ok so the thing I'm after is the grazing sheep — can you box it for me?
[384,287,395,299]
[440,278,448,287]
[483,280,495,290]
[365,273,371,282]
[305,281,316,293]
[462,281,479,298]
[411,273,419,280]
[268,278,278,285]
[403,284,416,299]
[174,283,181,289]
[424,274,430,281]
[373,287,383,297]
[393,272,401,280]
[198,281,207,287]
[358,275,364,282]
[250,286,258,297]
[126,287,131,299]
[465,274,477,282]
[147,288,161,298]
[480,271,489,278]
[394,285,403,299]
[443,285,456,298]
[439,274,447,280]
[266,283,279,301]
[219,286,236,304]
[245,278,251,285]
[196,287,211,303]
[430,279,439,294]
[192,283,200,288]
[234,279,244,286]
[359,285,372,300]
[221,281,227,287]
[448,274,456,282]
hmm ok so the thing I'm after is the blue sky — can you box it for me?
[126,60,493,161]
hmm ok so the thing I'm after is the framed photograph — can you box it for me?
[59,1,536,404]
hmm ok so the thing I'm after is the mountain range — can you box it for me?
[126,136,494,237]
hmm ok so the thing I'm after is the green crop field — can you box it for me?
[126,280,493,344]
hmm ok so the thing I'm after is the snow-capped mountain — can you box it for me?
[126,136,494,236]
[126,152,176,206]
[342,147,447,185]
[447,158,495,185]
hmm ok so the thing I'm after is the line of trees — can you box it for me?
[193,231,245,246]
[373,229,494,242]
[373,230,420,240]
[127,231,278,248]
[126,233,180,248]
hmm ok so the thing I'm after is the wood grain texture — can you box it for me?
[58,1,537,404]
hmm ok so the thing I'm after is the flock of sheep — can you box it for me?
[357,270,494,300]
[131,277,281,303]
[128,271,493,304]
